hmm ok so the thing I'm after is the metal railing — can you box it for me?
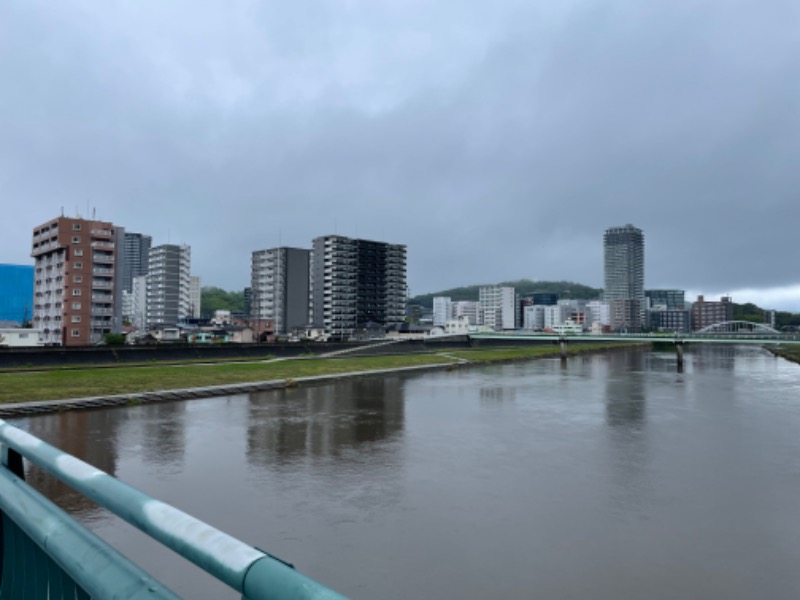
[0,419,347,599]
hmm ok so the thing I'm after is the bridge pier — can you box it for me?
[675,341,684,371]
[560,338,568,361]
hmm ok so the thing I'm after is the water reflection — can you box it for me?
[246,375,405,467]
[603,350,652,517]
[138,402,187,471]
[21,410,124,522]
[479,384,517,403]
[605,350,647,428]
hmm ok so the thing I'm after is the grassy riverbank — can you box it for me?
[0,342,638,405]
[767,346,800,365]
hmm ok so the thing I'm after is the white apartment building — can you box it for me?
[543,304,572,330]
[479,286,517,330]
[146,244,192,328]
[586,300,611,327]
[432,296,452,327]
[452,300,480,325]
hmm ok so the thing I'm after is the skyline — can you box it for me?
[3,1,800,310]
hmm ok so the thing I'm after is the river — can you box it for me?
[10,345,800,598]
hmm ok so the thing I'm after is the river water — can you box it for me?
[11,345,800,599]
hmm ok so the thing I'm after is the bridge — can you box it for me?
[0,419,346,599]
[468,321,800,368]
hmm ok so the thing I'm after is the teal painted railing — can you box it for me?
[0,419,347,599]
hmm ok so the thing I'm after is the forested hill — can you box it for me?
[200,287,245,318]
[409,280,603,309]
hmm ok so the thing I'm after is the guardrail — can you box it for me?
[0,419,347,599]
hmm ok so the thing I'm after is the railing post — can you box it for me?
[1,445,24,480]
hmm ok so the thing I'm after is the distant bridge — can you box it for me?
[467,324,800,369]
[469,321,800,346]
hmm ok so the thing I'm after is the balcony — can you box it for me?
[93,253,114,263]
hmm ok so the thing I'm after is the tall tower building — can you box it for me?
[121,232,152,293]
[309,235,407,340]
[146,244,191,328]
[251,247,310,335]
[31,216,123,346]
[603,224,644,331]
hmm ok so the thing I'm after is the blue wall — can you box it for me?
[0,264,34,324]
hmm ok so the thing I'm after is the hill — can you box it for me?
[409,280,603,309]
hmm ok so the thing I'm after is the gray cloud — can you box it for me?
[3,0,800,308]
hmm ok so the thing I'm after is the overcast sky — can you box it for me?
[2,1,800,309]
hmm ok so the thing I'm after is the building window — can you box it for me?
[74,275,83,283]
[72,289,81,296]
[74,262,82,269]
[73,223,81,231]
[72,302,81,309]
[74,249,84,256]
[72,316,81,323]
[72,236,81,243]
[71,329,80,337]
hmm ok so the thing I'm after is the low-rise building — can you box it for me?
[0,328,44,347]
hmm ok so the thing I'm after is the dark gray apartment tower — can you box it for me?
[310,235,407,340]
[251,247,310,335]
[604,224,644,331]
[122,232,152,293]
[146,244,191,327]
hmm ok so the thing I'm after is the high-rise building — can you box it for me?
[309,235,407,339]
[604,224,644,331]
[121,232,151,293]
[146,244,192,328]
[479,286,517,330]
[31,216,123,346]
[251,247,310,335]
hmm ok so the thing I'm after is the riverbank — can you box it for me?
[766,346,800,365]
[0,342,640,417]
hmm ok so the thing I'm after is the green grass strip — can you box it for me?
[0,354,453,404]
[0,342,642,405]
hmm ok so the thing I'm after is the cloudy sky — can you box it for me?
[2,1,799,309]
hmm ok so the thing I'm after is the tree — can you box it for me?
[103,333,126,346]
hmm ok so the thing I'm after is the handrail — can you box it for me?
[0,465,181,599]
[0,419,347,599]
